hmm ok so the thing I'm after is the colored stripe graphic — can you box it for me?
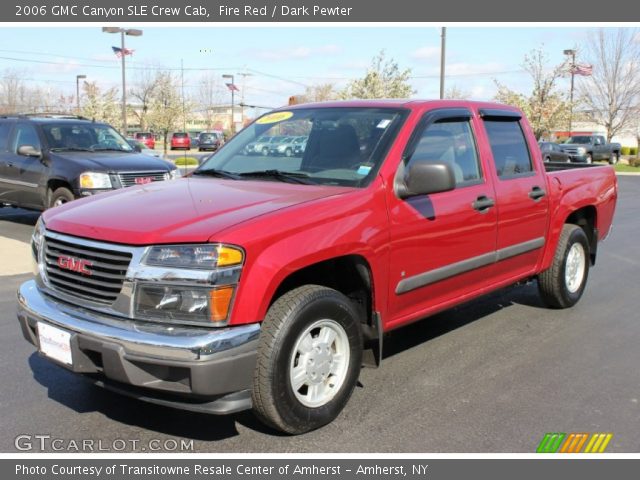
[560,433,589,453]
[536,433,566,453]
[584,433,613,453]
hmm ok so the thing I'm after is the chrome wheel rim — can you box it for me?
[565,243,586,293]
[53,198,67,207]
[289,319,350,408]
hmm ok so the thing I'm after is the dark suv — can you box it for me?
[0,115,179,210]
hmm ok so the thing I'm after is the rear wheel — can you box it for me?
[609,152,619,165]
[251,285,363,434]
[48,187,74,209]
[538,224,590,308]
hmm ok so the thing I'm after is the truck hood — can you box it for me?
[50,151,174,172]
[43,177,354,245]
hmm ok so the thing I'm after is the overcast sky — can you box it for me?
[0,26,617,114]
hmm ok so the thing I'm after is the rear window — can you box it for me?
[173,133,188,138]
[199,133,220,142]
[136,133,152,139]
[483,120,533,178]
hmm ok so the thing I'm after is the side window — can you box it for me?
[0,123,11,152]
[483,120,533,178]
[12,124,41,153]
[407,119,482,186]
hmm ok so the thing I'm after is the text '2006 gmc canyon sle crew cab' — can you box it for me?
[17,100,617,434]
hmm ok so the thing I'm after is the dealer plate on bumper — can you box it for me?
[37,322,72,366]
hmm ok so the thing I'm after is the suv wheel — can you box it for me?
[251,285,363,434]
[537,224,590,308]
[49,187,74,209]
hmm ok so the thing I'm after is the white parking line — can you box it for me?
[0,236,32,276]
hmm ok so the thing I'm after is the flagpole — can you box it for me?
[121,30,127,136]
[564,49,576,135]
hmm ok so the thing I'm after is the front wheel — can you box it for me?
[609,152,619,165]
[585,153,593,164]
[251,285,363,434]
[48,187,74,209]
[537,224,590,309]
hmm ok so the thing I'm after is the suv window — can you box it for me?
[0,123,11,151]
[407,119,481,186]
[12,124,41,152]
[483,120,533,178]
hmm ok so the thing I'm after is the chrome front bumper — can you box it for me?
[17,280,260,411]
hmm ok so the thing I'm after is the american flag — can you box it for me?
[571,64,593,76]
[225,83,240,92]
[112,46,134,58]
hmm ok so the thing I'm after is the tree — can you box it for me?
[494,47,570,140]
[341,50,414,99]
[147,71,183,155]
[0,69,27,113]
[130,68,159,132]
[81,81,120,126]
[578,28,640,142]
[194,72,225,130]
[444,85,470,100]
[300,83,339,103]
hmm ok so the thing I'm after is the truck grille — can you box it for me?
[43,235,132,304]
[562,147,580,155]
[117,171,168,188]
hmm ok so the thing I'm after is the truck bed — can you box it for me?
[544,161,608,172]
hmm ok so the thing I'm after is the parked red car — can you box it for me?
[134,132,155,149]
[18,100,617,434]
[170,132,191,150]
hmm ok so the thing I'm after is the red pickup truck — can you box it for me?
[17,100,617,434]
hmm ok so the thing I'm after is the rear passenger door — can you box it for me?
[5,123,46,208]
[479,109,549,281]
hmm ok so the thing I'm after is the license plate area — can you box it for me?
[37,322,73,366]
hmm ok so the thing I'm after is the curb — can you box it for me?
[615,172,640,176]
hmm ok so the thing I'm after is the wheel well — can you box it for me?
[47,179,72,195]
[271,255,374,328]
[566,206,597,264]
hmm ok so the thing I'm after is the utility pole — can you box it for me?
[222,74,235,134]
[440,27,446,99]
[237,71,253,128]
[75,75,86,114]
[181,58,186,134]
[564,48,577,135]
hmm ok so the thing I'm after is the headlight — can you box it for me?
[79,172,112,189]
[577,147,587,155]
[31,216,45,264]
[134,284,235,325]
[143,244,244,269]
[168,168,182,180]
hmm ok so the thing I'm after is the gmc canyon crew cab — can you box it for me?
[17,100,617,434]
[560,135,621,164]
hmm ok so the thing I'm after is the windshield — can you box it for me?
[42,123,134,152]
[565,136,592,144]
[197,107,406,187]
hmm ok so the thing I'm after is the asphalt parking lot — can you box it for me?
[0,176,639,453]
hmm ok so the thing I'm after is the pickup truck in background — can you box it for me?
[560,134,621,164]
[17,100,617,434]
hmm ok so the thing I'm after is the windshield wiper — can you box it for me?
[49,147,93,152]
[192,168,242,180]
[92,147,130,152]
[238,170,316,185]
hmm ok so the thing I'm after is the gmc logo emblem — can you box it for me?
[57,256,93,275]
[135,177,153,185]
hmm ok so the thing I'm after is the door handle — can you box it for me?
[472,195,495,212]
[529,186,546,201]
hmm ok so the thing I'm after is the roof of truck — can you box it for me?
[281,99,521,112]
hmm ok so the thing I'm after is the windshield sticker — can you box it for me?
[357,165,372,175]
[256,111,294,125]
[376,119,391,129]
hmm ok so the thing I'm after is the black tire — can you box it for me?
[262,147,269,156]
[251,285,363,434]
[609,152,619,165]
[285,148,293,158]
[585,153,593,164]
[544,156,551,163]
[48,187,74,209]
[538,224,590,309]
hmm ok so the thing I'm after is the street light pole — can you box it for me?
[223,74,235,134]
[102,27,142,136]
[564,48,576,135]
[75,75,86,114]
[440,27,446,99]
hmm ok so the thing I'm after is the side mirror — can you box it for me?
[398,161,456,199]
[17,145,42,158]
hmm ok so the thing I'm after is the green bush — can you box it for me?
[173,157,199,167]
[621,146,631,156]
[631,147,638,156]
